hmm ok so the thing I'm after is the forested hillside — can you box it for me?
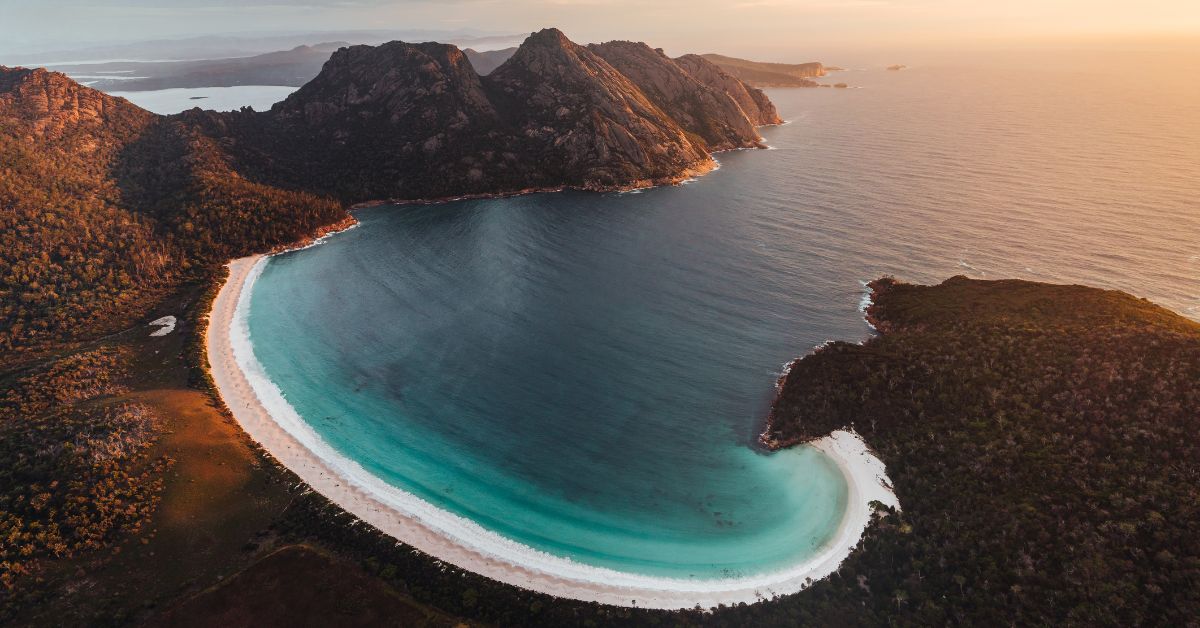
[0,67,347,358]
[1,30,777,356]
[758,277,1200,625]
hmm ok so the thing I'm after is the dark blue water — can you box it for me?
[246,59,1199,580]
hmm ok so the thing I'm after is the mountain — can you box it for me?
[482,29,713,192]
[587,41,767,151]
[700,53,824,87]
[673,54,783,126]
[194,28,776,202]
[75,43,347,92]
[462,47,517,75]
[0,66,344,353]
[0,28,779,354]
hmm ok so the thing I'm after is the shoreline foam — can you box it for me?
[207,254,900,609]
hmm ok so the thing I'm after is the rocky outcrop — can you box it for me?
[204,28,777,201]
[483,29,711,191]
[587,41,762,151]
[0,66,153,140]
[192,40,513,200]
[673,55,782,126]
[271,41,497,129]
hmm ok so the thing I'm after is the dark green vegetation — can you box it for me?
[762,277,1200,625]
[0,348,167,591]
[0,66,346,356]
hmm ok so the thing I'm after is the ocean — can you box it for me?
[242,53,1200,584]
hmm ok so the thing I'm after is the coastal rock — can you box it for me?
[484,29,711,190]
[673,54,783,126]
[587,40,763,151]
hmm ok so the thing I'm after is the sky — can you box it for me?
[2,0,1199,60]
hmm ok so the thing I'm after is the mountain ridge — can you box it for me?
[0,28,782,354]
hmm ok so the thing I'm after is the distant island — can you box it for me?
[887,64,907,71]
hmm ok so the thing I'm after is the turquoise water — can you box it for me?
[246,58,1199,580]
[247,193,852,578]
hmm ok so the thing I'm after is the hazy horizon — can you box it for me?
[3,0,1199,63]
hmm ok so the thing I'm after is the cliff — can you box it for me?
[0,66,154,139]
[482,29,711,191]
[587,41,764,151]
[673,54,782,126]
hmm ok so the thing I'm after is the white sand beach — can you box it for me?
[206,254,900,610]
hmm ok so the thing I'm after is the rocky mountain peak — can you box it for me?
[0,66,152,140]
[522,27,574,50]
[673,54,782,126]
[484,30,711,190]
[271,39,496,127]
[587,40,764,151]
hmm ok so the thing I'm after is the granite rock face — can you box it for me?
[673,55,783,127]
[2,29,784,205]
[0,67,153,141]
[587,41,764,151]
[482,28,712,192]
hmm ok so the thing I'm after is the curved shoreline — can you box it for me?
[206,253,900,609]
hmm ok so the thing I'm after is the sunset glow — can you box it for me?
[3,0,1199,57]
